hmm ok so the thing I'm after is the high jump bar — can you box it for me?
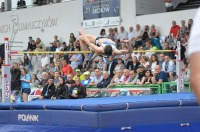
[10,50,176,54]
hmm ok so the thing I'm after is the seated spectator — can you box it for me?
[130,56,140,71]
[69,33,76,43]
[61,42,68,51]
[27,37,36,51]
[53,71,61,88]
[65,74,75,88]
[96,57,107,71]
[23,54,32,71]
[97,71,112,88]
[168,20,180,46]
[131,45,140,60]
[55,60,62,72]
[152,65,169,84]
[187,19,193,34]
[145,40,155,59]
[137,64,145,84]
[49,62,58,72]
[149,54,159,74]
[34,53,50,74]
[159,53,165,67]
[39,77,56,99]
[179,20,188,39]
[11,63,21,91]
[73,69,84,81]
[126,70,138,85]
[114,57,126,72]
[99,29,108,38]
[107,56,117,78]
[89,68,103,87]
[163,42,174,59]
[81,71,92,87]
[148,24,162,50]
[139,69,153,86]
[31,74,40,87]
[61,59,74,78]
[69,48,83,73]
[38,72,49,88]
[131,24,143,46]
[17,0,26,9]
[140,56,150,69]
[35,38,46,51]
[107,70,123,88]
[1,2,5,12]
[55,41,63,52]
[70,77,87,99]
[139,45,146,56]
[120,46,131,68]
[49,35,59,51]
[162,55,176,81]
[128,26,135,43]
[108,28,115,41]
[52,77,70,99]
[141,25,150,44]
[120,69,131,84]
[118,26,128,48]
[34,0,45,6]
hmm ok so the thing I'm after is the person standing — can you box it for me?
[20,68,31,102]
[188,8,200,103]
[163,0,173,12]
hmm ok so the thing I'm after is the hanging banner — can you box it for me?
[83,0,120,28]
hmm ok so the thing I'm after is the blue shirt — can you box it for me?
[155,71,169,82]
[20,74,31,89]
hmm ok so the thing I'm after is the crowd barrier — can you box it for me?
[0,82,192,102]
[162,82,191,94]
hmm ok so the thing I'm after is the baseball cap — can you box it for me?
[84,71,90,75]
[138,64,144,68]
[76,69,80,72]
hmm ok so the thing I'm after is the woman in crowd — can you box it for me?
[114,57,126,72]
[31,74,40,88]
[131,56,140,71]
[139,69,153,86]
[23,54,32,71]
[20,68,31,102]
[149,54,159,74]
[69,33,76,43]
[51,77,70,99]
[140,56,150,69]
[96,57,107,71]
[99,29,108,38]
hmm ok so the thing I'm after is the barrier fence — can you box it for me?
[0,82,192,102]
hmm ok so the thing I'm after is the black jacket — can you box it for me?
[11,68,21,90]
[97,77,112,88]
[107,61,117,77]
[53,84,70,99]
[70,83,87,99]
[41,84,56,99]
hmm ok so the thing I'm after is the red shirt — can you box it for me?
[170,25,180,37]
[62,64,74,76]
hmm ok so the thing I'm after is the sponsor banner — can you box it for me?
[83,0,120,28]
[83,17,120,28]
[87,87,151,97]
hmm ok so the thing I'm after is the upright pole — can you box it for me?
[1,38,11,103]
[176,41,185,93]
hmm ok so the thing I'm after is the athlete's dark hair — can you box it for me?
[104,45,113,57]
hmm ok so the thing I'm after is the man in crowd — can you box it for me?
[162,55,176,81]
[70,77,87,99]
[39,77,56,99]
[89,68,103,87]
[107,56,117,78]
[152,65,168,84]
[38,72,49,88]
[107,70,123,88]
[97,71,112,88]
[61,59,74,78]
[73,69,84,81]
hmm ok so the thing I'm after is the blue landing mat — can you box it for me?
[0,93,199,132]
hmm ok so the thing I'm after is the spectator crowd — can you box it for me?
[0,19,192,102]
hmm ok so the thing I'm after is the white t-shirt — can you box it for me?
[188,8,200,56]
[41,56,50,68]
